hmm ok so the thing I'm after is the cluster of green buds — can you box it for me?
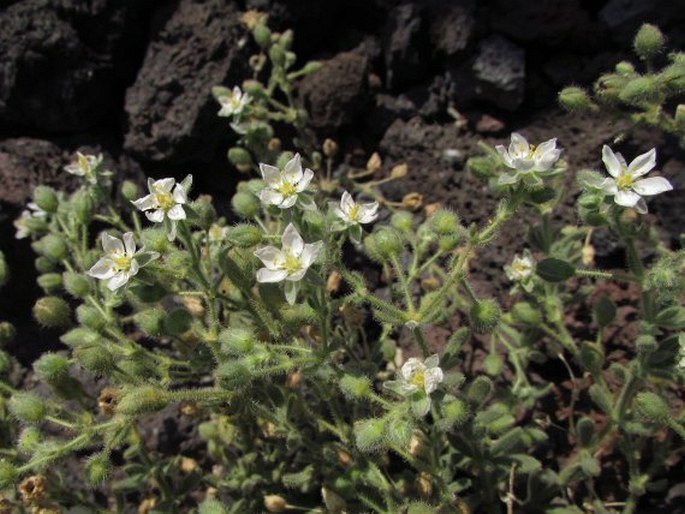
[559,23,685,147]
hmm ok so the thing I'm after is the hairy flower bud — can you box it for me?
[558,86,596,112]
[9,392,46,423]
[429,209,460,236]
[33,353,70,386]
[231,191,260,219]
[37,273,62,294]
[354,418,385,452]
[117,386,169,416]
[85,453,111,486]
[339,374,371,399]
[368,228,403,262]
[40,234,68,261]
[63,271,91,298]
[466,376,493,406]
[219,328,255,355]
[227,224,262,247]
[390,211,414,234]
[0,460,17,489]
[75,304,105,330]
[635,391,670,424]
[228,148,254,174]
[33,296,70,328]
[71,188,95,225]
[120,180,140,201]
[75,344,115,376]
[134,308,165,337]
[619,76,661,106]
[18,427,41,454]
[512,302,541,326]
[33,186,59,213]
[576,417,595,447]
[469,299,501,333]
[633,23,665,61]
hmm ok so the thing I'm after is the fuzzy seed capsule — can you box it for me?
[33,296,70,328]
[33,186,59,213]
[633,23,665,61]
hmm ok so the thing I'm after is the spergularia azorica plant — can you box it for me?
[258,153,315,210]
[331,191,379,243]
[496,132,562,186]
[64,152,103,185]
[88,232,158,291]
[216,85,251,118]
[132,176,191,240]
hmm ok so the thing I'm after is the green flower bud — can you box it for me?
[269,45,286,67]
[141,227,171,254]
[385,416,412,448]
[199,498,229,514]
[35,256,55,274]
[588,384,612,414]
[228,147,254,173]
[33,296,70,328]
[227,224,262,247]
[60,327,100,347]
[0,251,7,287]
[466,376,493,406]
[219,328,255,355]
[369,229,403,262]
[242,80,265,98]
[0,460,17,488]
[166,250,191,278]
[594,73,628,103]
[0,322,15,346]
[576,417,595,447]
[75,344,115,376]
[440,398,468,428]
[75,304,106,330]
[18,427,41,454]
[634,391,670,424]
[253,23,271,48]
[33,353,70,386]
[120,180,140,201]
[164,308,193,336]
[615,61,635,75]
[37,273,62,293]
[390,211,414,233]
[33,185,59,213]
[339,374,371,399]
[558,86,596,112]
[62,272,91,298]
[580,342,604,376]
[85,453,110,486]
[71,188,95,225]
[619,76,661,105]
[0,351,10,375]
[191,198,217,230]
[429,209,460,236]
[217,361,252,389]
[231,191,260,219]
[633,23,665,61]
[466,156,498,179]
[40,234,68,261]
[9,392,46,423]
[512,302,541,326]
[134,308,166,337]
[117,386,169,416]
[23,215,48,235]
[636,334,657,354]
[469,299,501,333]
[354,418,385,452]
[300,61,322,75]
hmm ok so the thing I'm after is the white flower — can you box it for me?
[258,154,315,210]
[64,152,102,185]
[496,133,562,186]
[131,176,191,241]
[384,354,444,396]
[600,145,673,214]
[217,86,250,117]
[254,223,323,304]
[332,191,379,227]
[14,202,47,239]
[88,232,159,291]
[504,249,535,282]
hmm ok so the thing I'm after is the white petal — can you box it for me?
[107,272,129,291]
[283,154,303,183]
[259,189,284,206]
[600,177,618,195]
[497,173,519,185]
[129,259,139,277]
[64,164,84,176]
[423,368,444,393]
[401,358,423,381]
[259,163,281,185]
[632,176,673,196]
[602,145,622,178]
[254,246,283,269]
[495,145,514,168]
[287,267,308,282]
[358,204,379,224]
[256,268,288,283]
[172,185,187,204]
[88,258,116,280]
[534,146,561,171]
[167,221,178,241]
[295,168,313,192]
[284,280,299,304]
[281,223,304,255]
[123,232,136,256]
[101,233,124,254]
[628,148,656,178]
[280,195,298,209]
[340,191,355,211]
[167,204,186,221]
[397,383,420,395]
[534,138,557,156]
[509,133,529,157]
[301,241,324,267]
[614,189,641,208]
[511,158,535,172]
[131,194,156,211]
[634,198,648,214]
[153,178,175,193]
[146,209,165,223]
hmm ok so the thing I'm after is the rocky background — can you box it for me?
[1,0,684,365]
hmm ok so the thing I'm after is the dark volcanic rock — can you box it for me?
[382,3,428,90]
[299,50,369,131]
[0,0,119,134]
[427,0,475,57]
[124,0,249,164]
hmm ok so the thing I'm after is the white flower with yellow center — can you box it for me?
[217,86,250,117]
[504,249,535,282]
[64,152,102,185]
[14,202,46,239]
[600,145,673,214]
[496,133,562,186]
[131,176,191,241]
[332,191,379,226]
[88,232,159,291]
[257,154,315,210]
[254,223,323,304]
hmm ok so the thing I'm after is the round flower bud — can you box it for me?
[226,224,262,247]
[191,198,217,231]
[134,308,165,337]
[9,392,46,423]
[576,417,595,447]
[407,502,435,514]
[231,191,260,219]
[219,328,255,355]
[354,418,385,452]
[40,234,68,261]
[75,304,106,330]
[636,334,657,354]
[558,86,595,112]
[63,272,91,298]
[429,209,460,236]
[120,180,140,201]
[71,189,95,225]
[634,391,670,424]
[117,386,169,416]
[33,353,70,386]
[164,308,193,336]
[33,186,59,213]
[619,76,660,106]
[199,498,229,514]
[371,229,403,261]
[242,79,265,98]
[339,374,371,399]
[33,296,70,328]
[217,361,252,389]
[512,302,542,326]
[633,23,665,61]
[75,344,115,376]
[322,138,338,157]
[85,453,110,486]
[60,327,100,347]
[386,417,412,448]
[37,273,62,294]
[441,398,468,428]
[615,61,635,75]
[253,23,271,48]
[466,376,493,406]
[0,322,15,346]
[228,147,254,172]
[35,256,55,274]
[264,495,287,513]
[18,427,41,454]
[469,299,501,333]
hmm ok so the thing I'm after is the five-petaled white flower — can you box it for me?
[384,354,444,415]
[64,152,102,185]
[14,203,46,239]
[217,86,250,118]
[88,232,159,291]
[254,223,323,304]
[600,145,673,214]
[504,249,535,282]
[258,154,315,210]
[496,132,562,186]
[332,191,379,227]
[131,176,191,241]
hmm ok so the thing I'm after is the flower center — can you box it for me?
[278,181,297,197]
[155,192,174,210]
[348,204,360,222]
[616,174,633,190]
[512,260,530,275]
[283,253,302,275]
[408,369,425,390]
[111,254,132,271]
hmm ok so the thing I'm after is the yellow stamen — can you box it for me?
[155,192,174,210]
[348,204,360,222]
[283,253,302,275]
[616,174,633,190]
[278,181,297,197]
[111,254,132,271]
[408,369,425,389]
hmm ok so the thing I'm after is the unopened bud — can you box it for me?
[367,228,403,262]
[120,180,139,201]
[134,308,165,337]
[367,152,382,172]
[321,487,346,513]
[675,104,685,130]
[0,461,17,489]
[391,211,414,233]
[9,392,46,423]
[429,209,460,236]
[85,453,110,486]
[469,299,501,333]
[615,61,635,75]
[33,296,70,328]
[619,76,660,106]
[117,386,169,416]
[322,138,338,157]
[558,86,595,112]
[253,23,271,48]
[634,23,665,61]
[219,328,255,355]
[231,191,259,218]
[511,302,541,326]
[226,223,262,247]
[635,391,670,424]
[390,162,408,179]
[75,344,114,376]
[40,234,68,261]
[71,188,95,225]
[339,374,371,399]
[63,271,91,298]
[228,147,253,174]
[141,227,171,254]
[33,353,70,386]
[37,273,62,294]
[242,79,265,98]
[466,376,493,406]
[18,427,41,454]
[354,418,385,452]
[636,334,657,354]
[33,186,58,213]
[0,322,15,346]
